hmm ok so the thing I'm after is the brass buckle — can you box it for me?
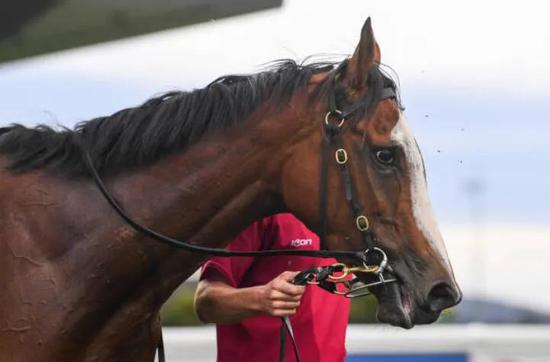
[355,215,369,232]
[327,248,389,281]
[327,263,380,282]
[335,149,348,164]
[324,110,345,128]
[322,249,397,298]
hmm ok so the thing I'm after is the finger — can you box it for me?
[272,300,301,310]
[279,271,300,282]
[271,308,298,317]
[274,280,305,296]
[269,290,303,302]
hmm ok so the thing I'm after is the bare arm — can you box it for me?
[194,270,305,324]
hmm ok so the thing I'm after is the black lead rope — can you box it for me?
[279,316,301,362]
[82,151,365,262]
[278,268,322,362]
[157,330,165,362]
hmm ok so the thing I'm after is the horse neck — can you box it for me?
[102,103,308,296]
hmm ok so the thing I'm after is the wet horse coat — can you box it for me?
[0,19,460,361]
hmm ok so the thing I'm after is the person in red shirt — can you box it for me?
[194,213,351,362]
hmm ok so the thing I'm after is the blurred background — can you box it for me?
[2,0,549,361]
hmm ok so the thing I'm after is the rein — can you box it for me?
[83,149,366,263]
[81,70,399,362]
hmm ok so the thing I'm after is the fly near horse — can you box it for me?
[0,18,461,361]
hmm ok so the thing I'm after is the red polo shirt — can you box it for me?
[201,213,350,362]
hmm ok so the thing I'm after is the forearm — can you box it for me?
[194,280,266,324]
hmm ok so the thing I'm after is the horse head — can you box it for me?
[280,18,461,328]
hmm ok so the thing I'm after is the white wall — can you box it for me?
[162,325,550,362]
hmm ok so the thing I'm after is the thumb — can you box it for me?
[279,271,300,282]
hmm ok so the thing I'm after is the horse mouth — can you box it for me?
[370,279,414,329]
[361,272,441,329]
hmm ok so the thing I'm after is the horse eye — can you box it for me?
[375,149,394,165]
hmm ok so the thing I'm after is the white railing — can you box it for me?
[162,324,550,362]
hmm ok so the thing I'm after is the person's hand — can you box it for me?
[257,271,306,317]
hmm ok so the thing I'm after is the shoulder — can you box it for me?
[262,213,313,239]
[265,213,319,250]
[267,213,309,230]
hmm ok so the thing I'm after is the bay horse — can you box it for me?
[0,18,461,361]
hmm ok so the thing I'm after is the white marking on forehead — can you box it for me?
[390,113,452,269]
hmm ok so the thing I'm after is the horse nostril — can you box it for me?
[426,282,461,312]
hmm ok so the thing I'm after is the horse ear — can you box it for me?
[344,17,381,89]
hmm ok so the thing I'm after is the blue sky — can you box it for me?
[407,87,550,225]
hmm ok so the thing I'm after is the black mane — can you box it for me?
[0,59,398,177]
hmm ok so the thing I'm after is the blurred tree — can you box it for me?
[349,295,379,324]
[161,286,202,326]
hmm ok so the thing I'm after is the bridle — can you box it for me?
[271,71,400,362]
[314,70,400,297]
[81,65,400,362]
